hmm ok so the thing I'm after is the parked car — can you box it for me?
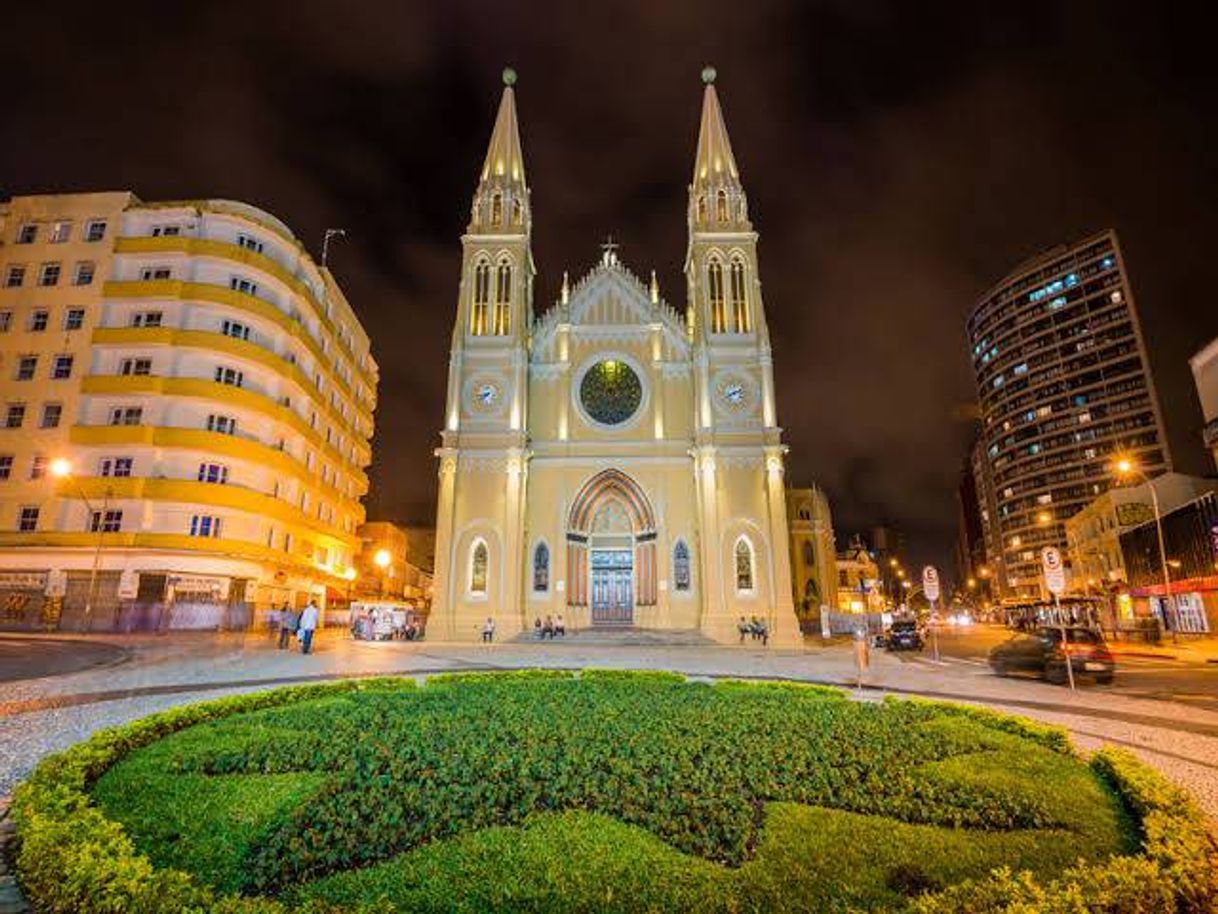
[885,619,924,651]
[989,626,1115,684]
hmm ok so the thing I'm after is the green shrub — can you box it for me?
[11,672,1210,914]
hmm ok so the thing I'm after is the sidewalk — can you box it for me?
[1106,635,1218,663]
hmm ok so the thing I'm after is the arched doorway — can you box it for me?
[567,469,657,625]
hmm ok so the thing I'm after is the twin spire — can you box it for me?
[470,66,747,235]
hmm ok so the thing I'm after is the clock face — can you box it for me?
[716,375,751,412]
[468,379,504,413]
[476,383,498,405]
[723,383,745,405]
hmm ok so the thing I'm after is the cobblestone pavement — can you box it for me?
[2,629,1217,820]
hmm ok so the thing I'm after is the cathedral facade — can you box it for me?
[430,68,797,644]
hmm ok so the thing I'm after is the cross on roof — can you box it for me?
[600,235,619,256]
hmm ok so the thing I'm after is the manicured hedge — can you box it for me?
[11,671,1216,914]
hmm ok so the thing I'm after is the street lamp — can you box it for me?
[51,459,110,627]
[343,567,357,605]
[373,548,391,598]
[1112,455,1176,643]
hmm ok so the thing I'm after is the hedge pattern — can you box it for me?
[9,670,1217,913]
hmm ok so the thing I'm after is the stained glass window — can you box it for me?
[730,258,749,332]
[735,538,754,592]
[708,259,726,333]
[579,360,642,425]
[470,541,488,594]
[533,542,549,592]
[673,540,690,592]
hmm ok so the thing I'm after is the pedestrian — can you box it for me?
[543,615,555,639]
[278,602,299,649]
[298,599,320,654]
[534,616,543,639]
[756,618,769,646]
[554,613,565,637]
[737,615,750,644]
[749,615,761,641]
[481,617,496,643]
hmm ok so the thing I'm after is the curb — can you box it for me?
[0,796,30,914]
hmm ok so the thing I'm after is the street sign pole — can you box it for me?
[1042,547,1074,692]
[922,566,942,665]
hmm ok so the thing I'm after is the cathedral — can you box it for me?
[430,67,798,644]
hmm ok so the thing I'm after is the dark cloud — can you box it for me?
[4,0,1216,574]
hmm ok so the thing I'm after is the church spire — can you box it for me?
[470,67,529,234]
[689,66,749,231]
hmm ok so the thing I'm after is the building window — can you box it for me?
[84,219,107,242]
[470,260,489,336]
[4,266,25,288]
[29,455,47,480]
[151,224,181,237]
[708,258,726,333]
[49,221,72,244]
[533,542,549,592]
[73,262,96,286]
[229,276,258,295]
[16,224,38,245]
[100,457,133,478]
[197,462,229,484]
[490,194,503,225]
[131,311,163,328]
[206,414,237,435]
[89,510,123,533]
[0,311,10,332]
[15,356,37,381]
[40,403,62,428]
[716,190,729,222]
[729,258,749,333]
[0,455,12,479]
[673,540,691,592]
[108,406,142,426]
[214,366,244,387]
[470,539,489,594]
[189,514,222,537]
[5,405,25,428]
[119,358,151,376]
[17,506,39,532]
[51,355,74,379]
[802,540,814,566]
[29,310,49,332]
[140,267,172,281]
[221,319,251,340]
[38,263,61,287]
[64,308,85,331]
[493,262,511,335]
[236,233,264,253]
[735,537,755,593]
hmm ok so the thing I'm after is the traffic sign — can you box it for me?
[1041,546,1066,595]
[922,566,940,603]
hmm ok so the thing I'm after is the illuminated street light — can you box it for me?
[50,458,110,626]
[373,548,391,598]
[1112,454,1175,642]
[50,457,73,479]
[1036,511,1052,526]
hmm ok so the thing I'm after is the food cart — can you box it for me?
[349,601,425,641]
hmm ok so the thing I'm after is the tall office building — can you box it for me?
[966,229,1169,599]
[0,192,377,629]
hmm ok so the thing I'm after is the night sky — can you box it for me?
[5,1,1216,577]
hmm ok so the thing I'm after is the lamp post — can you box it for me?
[373,548,391,599]
[343,567,357,605]
[50,458,110,629]
[1112,456,1176,643]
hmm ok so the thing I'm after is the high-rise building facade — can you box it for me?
[0,193,377,629]
[967,229,1169,599]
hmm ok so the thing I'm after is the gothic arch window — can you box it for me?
[490,193,503,225]
[494,260,512,335]
[798,506,811,521]
[673,540,690,592]
[729,258,750,333]
[707,257,726,334]
[802,540,814,566]
[696,195,707,223]
[716,189,729,222]
[470,260,491,336]
[735,536,755,593]
[533,541,550,593]
[469,539,489,595]
[512,198,523,226]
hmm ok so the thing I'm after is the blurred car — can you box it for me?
[989,626,1114,684]
[885,619,924,651]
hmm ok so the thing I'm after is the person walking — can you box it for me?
[481,617,496,643]
[278,602,299,649]
[554,613,565,637]
[298,600,320,655]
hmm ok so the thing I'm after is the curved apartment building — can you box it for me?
[0,192,377,629]
[967,229,1169,600]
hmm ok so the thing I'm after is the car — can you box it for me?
[885,619,924,651]
[989,626,1115,685]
